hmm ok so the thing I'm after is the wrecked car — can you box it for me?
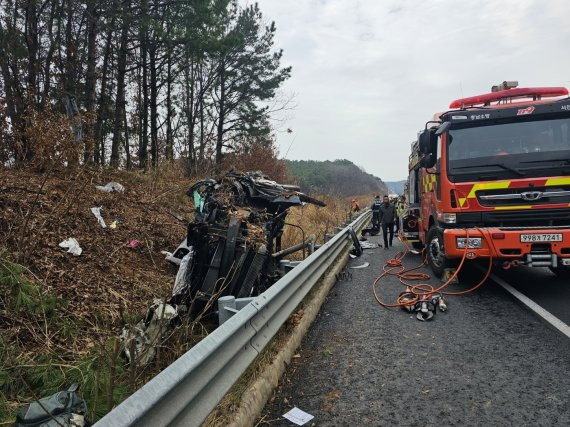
[169,171,326,310]
[122,171,325,364]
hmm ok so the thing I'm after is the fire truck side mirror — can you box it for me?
[435,121,451,136]
[420,153,436,169]
[419,129,436,155]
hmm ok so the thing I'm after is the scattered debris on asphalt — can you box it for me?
[58,238,82,256]
[360,241,378,249]
[282,407,314,426]
[350,262,370,269]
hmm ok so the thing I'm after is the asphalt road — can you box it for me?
[492,265,570,325]
[258,235,570,426]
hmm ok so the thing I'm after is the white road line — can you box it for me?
[479,267,570,339]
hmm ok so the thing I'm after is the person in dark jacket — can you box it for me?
[371,195,382,230]
[379,195,397,249]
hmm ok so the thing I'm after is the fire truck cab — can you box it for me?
[403,82,570,278]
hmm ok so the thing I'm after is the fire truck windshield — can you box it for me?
[446,115,570,181]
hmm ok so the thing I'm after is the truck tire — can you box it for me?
[426,226,456,278]
[549,265,570,279]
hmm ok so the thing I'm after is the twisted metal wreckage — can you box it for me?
[121,171,326,364]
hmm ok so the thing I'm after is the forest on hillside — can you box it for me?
[0,0,290,173]
[286,159,389,197]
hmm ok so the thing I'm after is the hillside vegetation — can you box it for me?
[285,159,389,197]
[0,163,355,423]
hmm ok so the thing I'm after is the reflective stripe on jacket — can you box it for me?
[371,199,382,212]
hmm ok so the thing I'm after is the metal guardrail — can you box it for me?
[95,210,371,427]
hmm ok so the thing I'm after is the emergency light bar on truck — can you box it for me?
[449,86,568,108]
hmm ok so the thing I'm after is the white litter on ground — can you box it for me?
[282,407,314,426]
[95,182,125,193]
[360,241,378,249]
[350,262,370,269]
[58,238,82,256]
[90,206,107,228]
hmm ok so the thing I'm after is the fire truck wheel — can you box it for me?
[549,265,570,279]
[426,226,453,278]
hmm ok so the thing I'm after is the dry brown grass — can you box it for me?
[281,194,373,260]
[0,162,201,422]
[0,159,375,423]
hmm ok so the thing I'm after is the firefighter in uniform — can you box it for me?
[395,196,405,233]
[352,199,361,213]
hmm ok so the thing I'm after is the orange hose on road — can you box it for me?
[372,228,494,310]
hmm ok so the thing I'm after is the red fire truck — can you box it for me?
[403,81,570,278]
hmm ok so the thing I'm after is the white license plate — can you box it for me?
[520,233,562,243]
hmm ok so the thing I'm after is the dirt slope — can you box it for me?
[0,166,194,420]
[0,165,365,422]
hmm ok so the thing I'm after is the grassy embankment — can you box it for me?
[0,165,370,424]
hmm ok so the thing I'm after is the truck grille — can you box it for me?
[456,208,570,227]
[482,208,570,227]
[477,186,570,207]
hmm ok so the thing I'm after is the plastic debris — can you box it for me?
[163,238,192,266]
[172,250,194,298]
[90,206,107,228]
[14,384,89,426]
[360,241,378,249]
[120,299,178,365]
[349,253,357,259]
[95,182,125,193]
[127,240,141,248]
[110,218,120,229]
[59,238,82,256]
[350,262,370,269]
[282,407,314,426]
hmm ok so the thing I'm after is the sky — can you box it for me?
[242,0,570,181]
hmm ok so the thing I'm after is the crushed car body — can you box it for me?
[122,171,325,364]
[170,171,325,308]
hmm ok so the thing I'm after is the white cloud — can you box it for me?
[244,0,570,181]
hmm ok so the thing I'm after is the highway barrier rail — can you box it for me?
[95,210,371,427]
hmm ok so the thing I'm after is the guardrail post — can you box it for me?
[219,296,256,325]
[279,260,302,275]
[218,296,237,325]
